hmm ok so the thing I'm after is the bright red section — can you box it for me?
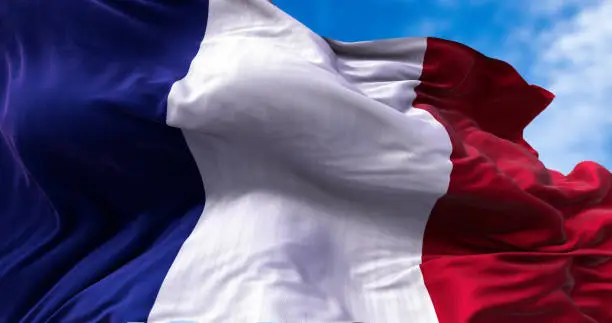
[416,37,612,323]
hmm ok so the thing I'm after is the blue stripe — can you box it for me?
[1,1,208,322]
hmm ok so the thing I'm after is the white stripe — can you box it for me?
[149,0,452,322]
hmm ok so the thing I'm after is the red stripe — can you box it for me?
[415,37,612,323]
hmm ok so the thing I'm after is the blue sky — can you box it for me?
[274,0,612,174]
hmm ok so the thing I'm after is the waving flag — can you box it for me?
[2,0,611,322]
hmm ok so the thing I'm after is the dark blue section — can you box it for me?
[0,1,208,322]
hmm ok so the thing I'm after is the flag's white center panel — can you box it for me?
[150,0,453,322]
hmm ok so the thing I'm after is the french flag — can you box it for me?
[1,0,611,322]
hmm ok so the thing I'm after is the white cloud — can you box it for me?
[517,0,612,173]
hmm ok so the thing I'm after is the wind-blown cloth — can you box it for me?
[1,0,611,322]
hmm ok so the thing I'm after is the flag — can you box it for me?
[1,0,611,322]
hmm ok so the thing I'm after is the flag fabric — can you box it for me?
[2,0,612,322]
